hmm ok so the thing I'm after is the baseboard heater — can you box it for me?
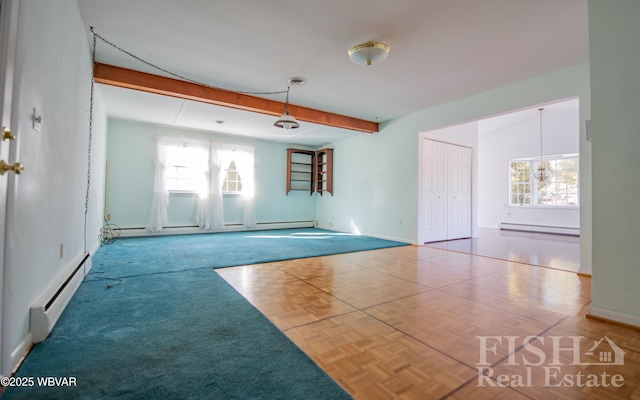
[119,220,316,237]
[30,253,90,343]
[500,222,579,236]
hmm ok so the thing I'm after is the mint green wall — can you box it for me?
[589,1,640,322]
[106,118,316,228]
[318,63,591,253]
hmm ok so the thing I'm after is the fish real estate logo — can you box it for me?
[476,335,626,388]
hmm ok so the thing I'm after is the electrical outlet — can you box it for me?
[59,244,63,259]
[106,214,111,221]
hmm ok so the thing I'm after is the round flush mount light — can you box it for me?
[348,42,390,65]
[288,77,306,86]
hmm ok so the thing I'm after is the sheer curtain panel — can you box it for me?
[145,136,171,232]
[196,144,225,230]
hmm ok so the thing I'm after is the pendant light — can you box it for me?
[532,108,552,183]
[274,86,300,130]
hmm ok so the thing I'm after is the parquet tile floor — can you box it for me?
[216,245,640,399]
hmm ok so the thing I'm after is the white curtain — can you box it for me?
[147,135,209,232]
[145,136,171,232]
[199,142,256,229]
[234,146,256,228]
[196,145,225,230]
[148,135,255,232]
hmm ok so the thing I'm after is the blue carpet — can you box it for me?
[4,229,406,399]
[91,228,409,278]
[4,269,352,399]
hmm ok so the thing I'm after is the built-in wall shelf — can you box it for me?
[286,149,315,195]
[315,148,333,196]
[286,148,333,196]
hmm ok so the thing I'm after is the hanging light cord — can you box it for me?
[83,31,97,255]
[284,86,291,114]
[538,108,544,160]
[89,27,288,96]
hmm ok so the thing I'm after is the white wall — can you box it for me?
[106,118,317,229]
[478,104,580,229]
[588,1,640,325]
[2,0,106,372]
[317,63,591,255]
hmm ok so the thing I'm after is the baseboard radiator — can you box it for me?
[30,253,91,343]
[119,220,316,237]
[500,222,579,236]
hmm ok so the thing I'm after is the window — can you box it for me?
[165,145,207,194]
[510,160,532,205]
[222,160,243,193]
[537,157,579,206]
[509,155,579,207]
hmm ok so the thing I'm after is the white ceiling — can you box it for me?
[78,0,589,146]
[477,97,580,137]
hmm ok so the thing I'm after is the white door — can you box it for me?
[0,0,19,377]
[447,144,472,239]
[422,139,448,242]
[421,139,472,243]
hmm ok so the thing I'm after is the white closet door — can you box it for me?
[422,140,448,242]
[447,144,472,239]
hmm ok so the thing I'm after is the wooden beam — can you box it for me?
[93,63,379,133]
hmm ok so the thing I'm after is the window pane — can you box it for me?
[165,147,207,193]
[222,160,243,193]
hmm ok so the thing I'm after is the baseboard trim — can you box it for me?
[587,306,640,330]
[363,232,415,245]
[315,225,414,245]
[10,333,33,374]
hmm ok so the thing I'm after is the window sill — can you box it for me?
[507,204,580,210]
[168,191,244,197]
[169,191,199,197]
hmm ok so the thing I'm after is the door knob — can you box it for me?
[2,127,16,141]
[0,160,24,175]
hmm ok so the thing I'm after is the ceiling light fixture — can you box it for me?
[274,86,300,130]
[532,108,552,184]
[348,42,390,65]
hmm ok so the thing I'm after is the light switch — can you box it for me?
[33,107,42,132]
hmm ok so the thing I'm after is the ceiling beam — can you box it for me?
[93,63,379,133]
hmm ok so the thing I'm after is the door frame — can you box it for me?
[0,0,19,377]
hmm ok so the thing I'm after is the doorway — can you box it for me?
[418,98,582,271]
